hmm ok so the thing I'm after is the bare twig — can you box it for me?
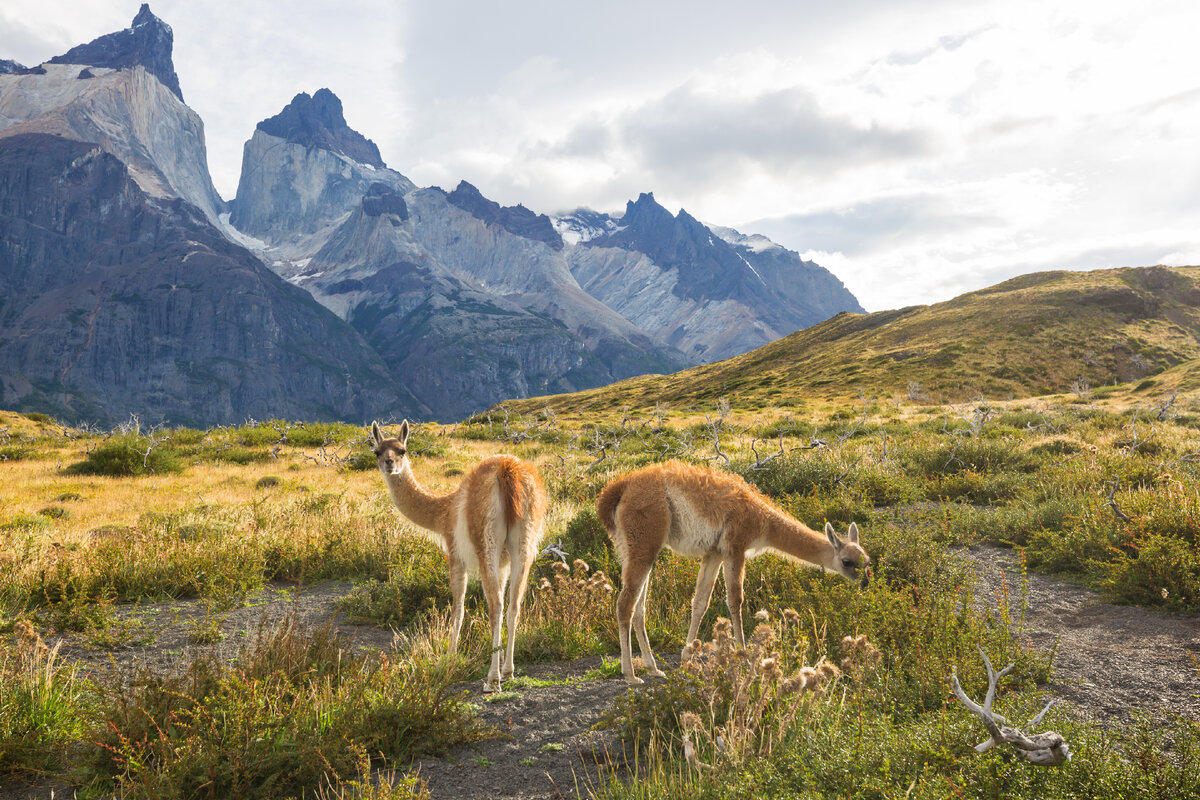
[1103,480,1132,523]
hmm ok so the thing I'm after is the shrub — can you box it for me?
[84,616,486,799]
[0,622,88,776]
[1102,535,1200,611]
[65,434,183,477]
[518,558,615,662]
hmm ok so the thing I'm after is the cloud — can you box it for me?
[746,194,1001,257]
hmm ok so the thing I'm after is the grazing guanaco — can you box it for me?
[598,459,870,683]
[369,420,547,691]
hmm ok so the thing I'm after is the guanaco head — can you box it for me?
[369,419,410,476]
[825,522,871,588]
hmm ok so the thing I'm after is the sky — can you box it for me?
[3,0,1200,312]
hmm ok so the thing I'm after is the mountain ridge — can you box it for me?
[500,265,1200,415]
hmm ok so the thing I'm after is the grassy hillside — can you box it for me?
[508,265,1200,416]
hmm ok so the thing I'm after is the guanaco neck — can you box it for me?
[383,461,453,535]
[759,508,836,570]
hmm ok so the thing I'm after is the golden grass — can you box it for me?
[503,265,1200,417]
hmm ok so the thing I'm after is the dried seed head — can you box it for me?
[818,661,841,681]
[573,558,590,575]
[538,577,552,591]
[754,609,770,622]
[551,560,570,575]
[760,657,781,679]
[782,608,801,623]
[750,623,776,648]
[682,639,700,662]
[681,711,702,732]
[780,675,805,695]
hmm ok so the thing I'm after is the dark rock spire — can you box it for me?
[256,88,386,168]
[47,4,183,101]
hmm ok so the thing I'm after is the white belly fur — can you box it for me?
[664,488,723,558]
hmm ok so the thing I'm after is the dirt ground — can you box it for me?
[4,548,1199,800]
[965,545,1200,724]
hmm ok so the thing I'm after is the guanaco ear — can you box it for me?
[369,420,383,446]
[398,419,410,446]
[825,522,841,550]
[847,522,860,544]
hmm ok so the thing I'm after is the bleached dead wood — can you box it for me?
[950,647,1071,766]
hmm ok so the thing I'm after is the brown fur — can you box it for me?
[599,459,870,683]
[369,420,548,691]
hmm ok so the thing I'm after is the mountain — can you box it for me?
[0,7,418,426]
[502,265,1200,415]
[558,193,863,362]
[230,92,689,420]
[48,3,183,102]
[0,8,223,227]
[0,5,870,426]
[230,88,414,243]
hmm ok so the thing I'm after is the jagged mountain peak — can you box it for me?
[257,88,384,168]
[47,3,182,101]
[444,180,563,251]
[0,60,27,75]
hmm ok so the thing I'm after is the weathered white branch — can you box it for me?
[950,647,1071,766]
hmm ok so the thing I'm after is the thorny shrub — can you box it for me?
[518,557,616,662]
[604,613,882,770]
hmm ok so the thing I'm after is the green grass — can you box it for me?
[1,396,1198,797]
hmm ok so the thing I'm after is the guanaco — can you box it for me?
[598,459,870,683]
[369,420,547,691]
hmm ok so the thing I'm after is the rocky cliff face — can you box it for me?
[230,90,414,243]
[0,63,225,226]
[561,193,864,362]
[229,92,689,420]
[0,133,417,426]
[48,3,183,101]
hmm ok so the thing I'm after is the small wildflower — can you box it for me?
[1162,588,1170,599]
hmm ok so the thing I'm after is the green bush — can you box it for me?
[1103,534,1200,611]
[65,434,183,477]
[84,616,485,799]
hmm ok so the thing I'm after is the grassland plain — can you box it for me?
[502,265,1200,416]
[0,391,1197,799]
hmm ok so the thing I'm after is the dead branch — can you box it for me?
[1103,480,1132,522]
[950,647,1071,766]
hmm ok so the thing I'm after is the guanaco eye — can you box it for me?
[842,559,857,570]
[397,449,406,456]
